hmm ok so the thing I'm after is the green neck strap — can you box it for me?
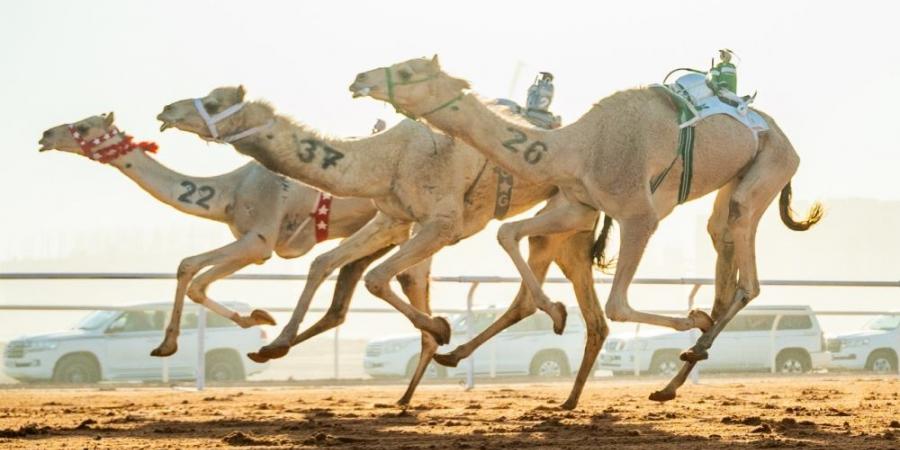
[384,67,463,120]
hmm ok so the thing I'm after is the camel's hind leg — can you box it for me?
[651,146,799,402]
[557,228,610,410]
[496,202,598,334]
[395,259,438,406]
[151,233,274,357]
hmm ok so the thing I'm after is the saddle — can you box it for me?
[651,72,769,138]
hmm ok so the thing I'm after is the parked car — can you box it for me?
[3,302,268,383]
[363,307,586,379]
[599,305,830,375]
[827,313,899,373]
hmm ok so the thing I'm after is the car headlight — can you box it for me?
[23,341,58,352]
[625,340,648,351]
[841,338,870,348]
[383,342,408,353]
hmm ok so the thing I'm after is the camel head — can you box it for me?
[349,55,470,118]
[157,86,248,139]
[39,113,116,155]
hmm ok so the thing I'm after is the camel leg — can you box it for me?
[651,148,798,402]
[496,202,598,334]
[363,217,466,346]
[395,259,438,406]
[605,213,713,332]
[708,181,740,322]
[151,234,273,357]
[557,229,610,410]
[254,213,412,360]
[246,245,397,364]
[433,233,558,368]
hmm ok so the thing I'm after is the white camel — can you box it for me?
[350,56,823,401]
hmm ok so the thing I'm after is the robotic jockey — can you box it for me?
[708,49,752,114]
[524,72,562,129]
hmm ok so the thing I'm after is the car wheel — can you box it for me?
[650,351,679,376]
[866,350,898,374]
[529,351,570,378]
[206,351,245,382]
[53,354,100,384]
[406,356,447,379]
[776,350,810,374]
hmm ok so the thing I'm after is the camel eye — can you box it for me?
[76,125,89,134]
[205,102,220,114]
[398,69,412,81]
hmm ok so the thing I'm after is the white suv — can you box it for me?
[3,302,268,383]
[828,313,899,373]
[364,308,587,379]
[599,305,830,375]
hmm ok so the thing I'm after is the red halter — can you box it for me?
[67,125,158,163]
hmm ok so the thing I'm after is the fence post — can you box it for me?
[465,281,479,391]
[688,284,701,384]
[770,313,780,374]
[196,307,206,391]
[632,323,641,376]
[333,326,340,379]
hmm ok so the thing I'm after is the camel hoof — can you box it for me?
[433,352,461,368]
[649,390,676,402]
[430,316,451,346]
[550,301,568,335]
[396,397,411,407]
[150,343,176,358]
[559,399,578,410]
[256,342,290,360]
[680,346,709,363]
[251,309,277,326]
[688,309,714,333]
[246,352,270,363]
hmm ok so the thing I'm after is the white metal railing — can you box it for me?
[1,273,898,389]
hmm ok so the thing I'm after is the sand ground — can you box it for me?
[0,375,898,449]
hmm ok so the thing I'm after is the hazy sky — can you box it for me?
[1,0,898,278]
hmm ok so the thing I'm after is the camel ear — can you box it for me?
[430,54,441,68]
[237,85,246,102]
[104,112,115,127]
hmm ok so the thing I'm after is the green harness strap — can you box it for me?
[649,86,696,204]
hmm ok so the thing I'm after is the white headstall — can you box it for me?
[193,98,275,143]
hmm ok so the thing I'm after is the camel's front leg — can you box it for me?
[247,245,397,364]
[151,234,274,357]
[496,202,597,334]
[604,214,713,332]
[253,213,411,360]
[433,233,558,368]
[363,216,467,347]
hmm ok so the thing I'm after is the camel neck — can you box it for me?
[108,148,233,222]
[423,93,560,185]
[231,117,395,198]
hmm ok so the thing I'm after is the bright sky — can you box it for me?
[1,0,898,278]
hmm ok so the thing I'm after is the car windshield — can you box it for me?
[74,310,119,330]
[865,315,900,331]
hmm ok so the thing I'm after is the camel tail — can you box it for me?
[591,214,616,273]
[779,181,824,231]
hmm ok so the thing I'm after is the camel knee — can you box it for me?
[177,258,203,280]
[308,254,338,283]
[605,300,631,323]
[496,222,520,250]
[186,282,207,304]
[364,269,392,298]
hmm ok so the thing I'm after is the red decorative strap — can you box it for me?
[68,125,158,164]
[311,192,333,242]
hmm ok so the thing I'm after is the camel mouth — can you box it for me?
[350,85,371,98]
[38,139,52,152]
[159,121,171,132]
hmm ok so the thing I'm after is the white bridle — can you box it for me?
[193,98,275,143]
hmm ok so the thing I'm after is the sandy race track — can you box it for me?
[0,376,898,449]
